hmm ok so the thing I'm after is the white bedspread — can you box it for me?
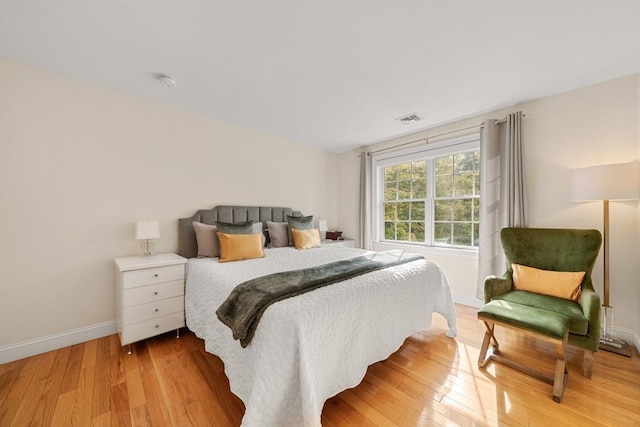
[185,247,457,427]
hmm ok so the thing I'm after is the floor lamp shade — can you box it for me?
[570,162,640,202]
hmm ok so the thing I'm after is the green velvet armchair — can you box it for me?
[478,228,602,402]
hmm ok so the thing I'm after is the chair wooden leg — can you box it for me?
[552,334,569,403]
[478,329,491,368]
[583,350,594,379]
[478,322,499,368]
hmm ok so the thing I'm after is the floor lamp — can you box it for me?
[570,161,639,356]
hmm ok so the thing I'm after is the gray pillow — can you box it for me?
[250,222,265,241]
[192,222,220,258]
[216,221,265,246]
[287,215,314,246]
[267,221,289,248]
[215,221,254,234]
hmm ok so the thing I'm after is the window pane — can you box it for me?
[473,222,479,247]
[397,222,409,240]
[454,172,474,196]
[410,201,425,220]
[473,171,480,196]
[411,222,425,242]
[412,178,426,198]
[412,161,427,179]
[384,182,397,200]
[436,155,453,175]
[385,222,395,240]
[453,223,472,246]
[384,203,396,221]
[434,223,451,245]
[384,165,398,182]
[473,198,479,221]
[397,202,410,220]
[434,200,452,221]
[397,164,411,181]
[454,199,472,221]
[398,180,411,199]
[454,152,475,173]
[436,174,453,197]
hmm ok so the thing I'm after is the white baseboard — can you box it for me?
[633,333,640,352]
[0,321,117,364]
[454,294,483,309]
[609,326,640,353]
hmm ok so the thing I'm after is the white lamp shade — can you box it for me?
[135,220,160,240]
[318,220,328,232]
[570,161,640,201]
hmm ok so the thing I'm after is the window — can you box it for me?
[433,151,480,247]
[375,135,480,249]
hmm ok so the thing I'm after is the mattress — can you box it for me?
[185,246,457,427]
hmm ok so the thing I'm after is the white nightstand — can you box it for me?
[321,239,356,248]
[114,253,188,354]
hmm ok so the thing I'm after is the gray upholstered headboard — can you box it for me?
[178,205,302,259]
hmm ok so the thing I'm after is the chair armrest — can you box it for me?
[484,273,513,303]
[579,278,601,326]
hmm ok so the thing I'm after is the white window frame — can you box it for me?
[372,133,481,249]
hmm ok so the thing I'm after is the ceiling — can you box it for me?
[1,1,638,153]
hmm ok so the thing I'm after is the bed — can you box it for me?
[179,205,457,427]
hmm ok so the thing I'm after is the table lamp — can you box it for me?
[318,220,328,240]
[135,220,160,256]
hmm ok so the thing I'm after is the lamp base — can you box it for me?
[599,335,632,357]
[140,240,155,257]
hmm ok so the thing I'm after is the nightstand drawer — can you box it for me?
[123,296,184,325]
[122,264,184,289]
[121,311,185,345]
[123,280,184,307]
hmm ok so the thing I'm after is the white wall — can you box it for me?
[338,73,640,341]
[0,60,338,351]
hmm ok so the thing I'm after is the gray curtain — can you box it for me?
[476,111,527,299]
[359,151,372,250]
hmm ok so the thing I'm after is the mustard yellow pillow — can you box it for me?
[217,232,265,263]
[291,228,321,250]
[512,263,585,301]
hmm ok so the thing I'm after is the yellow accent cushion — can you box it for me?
[512,263,585,301]
[291,228,321,250]
[217,232,265,263]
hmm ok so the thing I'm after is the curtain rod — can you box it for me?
[365,112,525,156]
[368,123,482,156]
[494,113,526,125]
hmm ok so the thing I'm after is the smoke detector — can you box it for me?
[396,112,423,124]
[157,74,177,88]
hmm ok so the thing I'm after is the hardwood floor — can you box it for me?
[1,304,639,426]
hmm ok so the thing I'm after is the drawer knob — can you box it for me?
[155,324,159,328]
[155,309,159,312]
[154,292,158,295]
[154,274,158,277]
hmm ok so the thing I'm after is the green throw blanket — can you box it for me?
[216,251,423,347]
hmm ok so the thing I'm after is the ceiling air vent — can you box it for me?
[396,112,423,124]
